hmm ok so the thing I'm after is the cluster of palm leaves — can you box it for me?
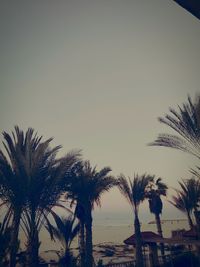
[150,95,200,159]
[66,161,116,267]
[1,94,200,267]
[170,178,200,230]
[47,214,80,267]
[0,127,82,267]
[117,174,168,267]
[0,127,116,267]
[117,94,200,267]
[150,95,200,233]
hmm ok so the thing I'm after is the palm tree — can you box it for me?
[67,163,86,267]
[47,212,80,266]
[23,142,79,267]
[179,178,200,228]
[67,161,115,267]
[170,191,194,229]
[0,127,34,267]
[149,95,200,233]
[117,174,153,267]
[149,95,200,159]
[74,202,86,267]
[0,126,80,267]
[170,178,200,230]
[146,177,168,260]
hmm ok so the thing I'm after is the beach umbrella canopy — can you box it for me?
[124,231,163,246]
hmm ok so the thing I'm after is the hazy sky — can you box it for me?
[0,0,200,222]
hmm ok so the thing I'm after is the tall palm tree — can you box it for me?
[178,178,200,228]
[23,144,80,267]
[170,177,200,231]
[149,95,200,233]
[0,127,35,267]
[170,191,194,229]
[146,177,168,260]
[149,95,200,159]
[0,126,80,267]
[67,161,115,267]
[47,213,80,266]
[117,174,153,267]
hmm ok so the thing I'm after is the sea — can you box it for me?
[13,211,189,263]
[26,211,189,253]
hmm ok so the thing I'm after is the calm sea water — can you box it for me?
[17,210,189,258]
[27,212,189,253]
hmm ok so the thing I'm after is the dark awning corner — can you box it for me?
[173,0,200,20]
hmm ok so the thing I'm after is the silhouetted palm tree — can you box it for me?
[179,178,200,228]
[149,95,200,159]
[23,144,79,267]
[67,161,115,267]
[47,213,80,266]
[146,177,168,259]
[170,177,200,231]
[117,174,153,267]
[0,127,36,267]
[0,126,80,267]
[170,191,194,229]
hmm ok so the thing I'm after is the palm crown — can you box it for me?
[117,173,154,212]
[146,177,168,215]
[67,161,115,207]
[149,95,200,159]
[170,177,200,229]
[0,126,80,267]
[66,160,115,267]
[178,178,200,211]
[48,213,80,251]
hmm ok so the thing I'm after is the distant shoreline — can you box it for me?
[148,219,187,224]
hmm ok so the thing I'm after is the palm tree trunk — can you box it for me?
[79,219,86,267]
[10,210,21,267]
[26,210,40,267]
[26,228,39,267]
[75,203,86,267]
[155,214,165,262]
[63,248,71,267]
[194,208,200,240]
[186,210,194,229]
[134,210,144,267]
[85,204,93,267]
[194,209,200,228]
[193,209,200,260]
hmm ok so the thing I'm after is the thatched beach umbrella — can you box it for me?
[124,231,162,246]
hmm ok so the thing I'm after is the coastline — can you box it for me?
[37,219,189,264]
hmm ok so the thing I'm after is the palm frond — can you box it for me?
[0,126,81,254]
[149,95,200,159]
[45,211,79,250]
[169,195,186,213]
[117,173,153,210]
[117,174,133,206]
[67,160,115,209]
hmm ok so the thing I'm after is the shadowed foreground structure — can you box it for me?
[124,230,200,267]
[173,0,200,19]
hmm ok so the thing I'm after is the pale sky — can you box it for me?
[0,0,200,222]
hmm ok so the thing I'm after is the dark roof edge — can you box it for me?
[173,0,200,20]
